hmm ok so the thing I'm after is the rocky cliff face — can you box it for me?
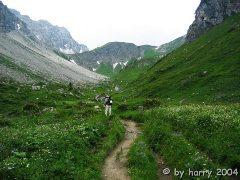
[11,9,88,54]
[0,1,30,35]
[186,0,240,42]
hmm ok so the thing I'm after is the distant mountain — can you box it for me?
[0,1,104,84]
[11,9,88,54]
[0,1,33,37]
[186,0,240,42]
[114,36,185,82]
[70,42,156,72]
[0,33,104,84]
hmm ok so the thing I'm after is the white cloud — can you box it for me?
[2,0,200,49]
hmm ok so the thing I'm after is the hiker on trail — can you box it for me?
[104,95,112,116]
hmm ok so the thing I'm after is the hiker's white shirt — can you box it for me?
[105,105,112,116]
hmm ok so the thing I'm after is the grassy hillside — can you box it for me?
[96,49,159,78]
[156,36,185,56]
[129,14,240,103]
[121,104,240,179]
[0,82,124,179]
[113,49,160,84]
[96,63,115,77]
[111,14,240,179]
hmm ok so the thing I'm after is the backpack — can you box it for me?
[106,98,113,105]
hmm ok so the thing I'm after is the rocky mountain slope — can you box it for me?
[186,0,240,42]
[70,42,156,71]
[11,9,88,54]
[0,1,33,37]
[114,36,185,82]
[0,2,105,84]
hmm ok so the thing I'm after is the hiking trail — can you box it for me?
[102,120,172,180]
[102,120,139,180]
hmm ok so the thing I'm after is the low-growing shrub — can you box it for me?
[143,98,161,109]
[128,137,158,180]
[0,83,125,179]
[22,103,40,113]
[142,105,240,173]
[119,111,146,123]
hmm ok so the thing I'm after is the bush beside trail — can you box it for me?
[0,83,125,179]
[118,104,240,178]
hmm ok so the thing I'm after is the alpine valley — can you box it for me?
[0,0,240,179]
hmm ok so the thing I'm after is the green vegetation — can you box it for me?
[0,83,125,179]
[95,37,184,78]
[120,105,240,178]
[129,14,240,103]
[113,54,159,84]
[128,137,158,180]
[96,63,115,77]
[96,62,128,78]
[113,60,143,83]
[110,13,240,179]
[156,36,185,57]
[1,8,240,180]
[143,49,159,59]
[113,36,185,84]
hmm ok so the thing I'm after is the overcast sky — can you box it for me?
[2,0,200,50]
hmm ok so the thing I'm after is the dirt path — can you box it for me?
[102,120,139,180]
[102,120,171,180]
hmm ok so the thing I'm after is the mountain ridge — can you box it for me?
[0,1,33,37]
[10,9,89,54]
[0,1,105,84]
[113,36,185,82]
[70,42,156,71]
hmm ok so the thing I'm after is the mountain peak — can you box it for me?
[70,41,157,74]
[0,2,30,34]
[10,9,88,54]
[186,0,240,42]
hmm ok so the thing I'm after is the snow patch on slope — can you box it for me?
[123,61,128,66]
[113,62,119,69]
[36,35,41,40]
[113,61,128,69]
[70,60,77,65]
[60,48,75,54]
[16,23,21,30]
[79,49,83,53]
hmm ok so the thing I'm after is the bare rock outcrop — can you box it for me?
[186,0,240,42]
